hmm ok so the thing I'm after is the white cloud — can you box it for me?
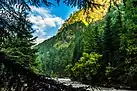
[28,6,64,44]
[35,37,46,44]
[35,35,52,45]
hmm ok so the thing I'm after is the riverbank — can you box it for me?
[53,78,136,91]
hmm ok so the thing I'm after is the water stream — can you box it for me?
[53,78,133,91]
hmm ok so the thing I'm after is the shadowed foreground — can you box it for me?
[0,52,87,91]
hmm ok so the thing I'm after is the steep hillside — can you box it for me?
[37,22,86,76]
[58,0,122,33]
[58,0,109,33]
[35,0,137,89]
[36,0,108,77]
[36,0,122,77]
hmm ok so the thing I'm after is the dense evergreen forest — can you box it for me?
[0,0,137,90]
[37,0,137,89]
[0,0,99,90]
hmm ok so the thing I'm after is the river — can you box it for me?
[53,78,134,91]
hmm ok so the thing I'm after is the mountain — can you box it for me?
[35,0,137,89]
[36,0,120,76]
[36,22,86,76]
[58,0,110,33]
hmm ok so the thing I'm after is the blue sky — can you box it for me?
[28,1,78,44]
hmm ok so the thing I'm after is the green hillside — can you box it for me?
[36,0,121,77]
[36,0,109,76]
[2,0,137,90]
[36,21,86,76]
[36,0,137,89]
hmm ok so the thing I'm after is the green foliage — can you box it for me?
[70,52,101,82]
[0,8,41,73]
[36,22,86,77]
[84,21,104,53]
[115,0,137,87]
[102,6,122,70]
[37,0,137,88]
[0,0,102,14]
[3,0,137,89]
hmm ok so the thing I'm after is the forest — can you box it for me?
[0,0,137,91]
[37,0,137,89]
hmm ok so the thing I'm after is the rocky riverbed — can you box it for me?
[53,78,135,91]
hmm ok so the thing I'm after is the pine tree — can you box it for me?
[110,7,122,67]
[101,12,112,73]
[0,9,39,72]
[84,21,104,54]
[102,6,122,69]
[120,0,137,87]
[72,31,83,65]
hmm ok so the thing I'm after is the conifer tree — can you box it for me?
[109,7,122,67]
[0,9,39,72]
[120,0,137,87]
[102,6,122,70]
[101,12,112,74]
